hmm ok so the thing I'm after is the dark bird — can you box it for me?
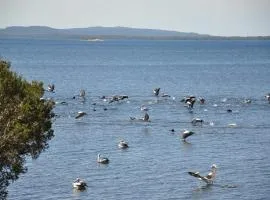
[153,88,160,96]
[47,84,55,92]
[199,97,205,104]
[185,97,196,109]
[191,118,204,125]
[188,164,218,185]
[181,129,195,141]
[143,112,150,121]
[75,111,87,119]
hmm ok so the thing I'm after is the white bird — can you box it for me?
[188,164,218,185]
[97,154,109,164]
[75,111,87,119]
[80,89,86,98]
[140,105,149,112]
[72,178,87,190]
[181,130,195,141]
[118,140,129,149]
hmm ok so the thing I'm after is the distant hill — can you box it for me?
[0,26,209,39]
[0,26,269,40]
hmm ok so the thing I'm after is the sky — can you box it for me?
[0,0,270,36]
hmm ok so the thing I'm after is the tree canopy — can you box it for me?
[0,59,54,199]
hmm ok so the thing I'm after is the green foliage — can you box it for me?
[0,59,54,199]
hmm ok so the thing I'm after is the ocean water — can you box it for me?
[1,38,270,200]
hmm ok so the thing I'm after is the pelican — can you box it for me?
[97,154,109,164]
[72,178,87,190]
[118,140,129,149]
[153,88,160,96]
[75,111,87,119]
[188,164,218,185]
[181,130,195,141]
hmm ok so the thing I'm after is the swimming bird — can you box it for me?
[181,130,195,141]
[47,84,55,92]
[75,111,87,119]
[73,178,87,190]
[80,89,86,98]
[153,88,160,96]
[118,140,129,149]
[191,118,204,125]
[161,93,170,97]
[188,164,218,185]
[97,154,109,164]
[140,105,149,112]
[185,97,196,109]
[265,93,270,103]
[142,112,150,121]
[199,97,205,104]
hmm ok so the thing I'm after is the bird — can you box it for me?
[153,88,160,96]
[265,94,270,103]
[97,154,109,164]
[191,118,204,125]
[199,97,205,104]
[72,178,87,190]
[185,97,196,109]
[118,140,129,149]
[79,89,86,97]
[75,111,87,119]
[181,129,195,141]
[47,84,55,92]
[188,164,218,185]
[142,112,150,121]
[140,105,149,112]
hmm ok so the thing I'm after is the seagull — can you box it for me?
[75,111,87,119]
[73,178,87,190]
[181,130,195,141]
[188,164,218,185]
[97,154,109,164]
[153,88,160,96]
[118,140,129,149]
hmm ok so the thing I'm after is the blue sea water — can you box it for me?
[1,38,270,200]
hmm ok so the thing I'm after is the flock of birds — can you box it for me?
[46,84,270,190]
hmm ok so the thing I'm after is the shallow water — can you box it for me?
[1,38,270,199]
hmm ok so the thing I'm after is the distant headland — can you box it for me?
[0,26,269,40]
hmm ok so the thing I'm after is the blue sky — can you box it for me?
[1,0,269,36]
